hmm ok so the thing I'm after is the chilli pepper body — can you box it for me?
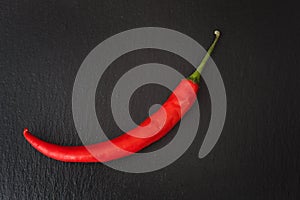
[23,30,220,162]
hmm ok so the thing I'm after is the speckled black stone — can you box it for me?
[0,0,299,199]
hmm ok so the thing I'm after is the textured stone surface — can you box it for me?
[0,0,299,199]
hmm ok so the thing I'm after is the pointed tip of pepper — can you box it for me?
[23,128,41,150]
[23,128,34,146]
[23,128,34,143]
[23,128,29,135]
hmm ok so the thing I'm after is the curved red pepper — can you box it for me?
[23,30,220,162]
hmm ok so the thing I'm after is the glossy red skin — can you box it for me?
[23,79,199,162]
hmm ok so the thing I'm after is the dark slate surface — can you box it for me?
[0,0,299,199]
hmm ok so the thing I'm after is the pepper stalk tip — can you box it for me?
[214,30,221,37]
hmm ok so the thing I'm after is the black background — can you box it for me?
[1,0,299,199]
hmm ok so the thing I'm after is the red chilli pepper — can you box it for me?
[23,30,221,162]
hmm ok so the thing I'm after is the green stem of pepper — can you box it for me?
[187,30,221,84]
